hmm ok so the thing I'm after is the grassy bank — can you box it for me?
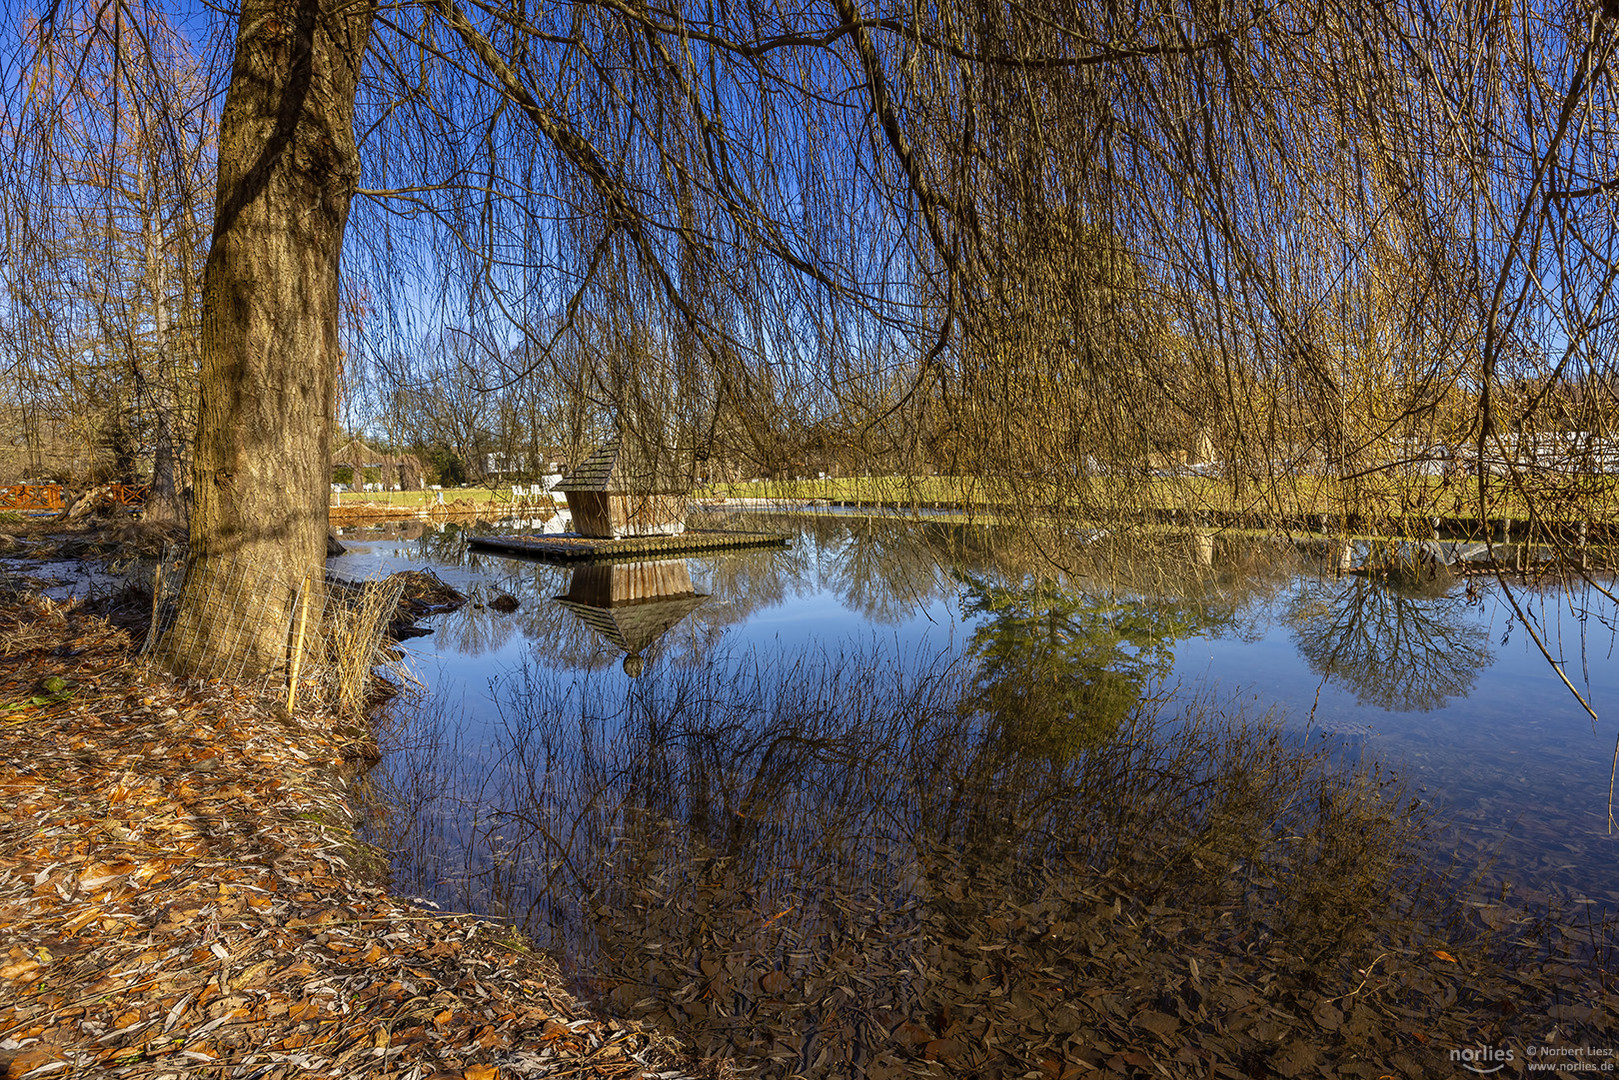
[329,485,541,508]
[699,472,1619,532]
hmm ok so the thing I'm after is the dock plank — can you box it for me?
[466,529,789,561]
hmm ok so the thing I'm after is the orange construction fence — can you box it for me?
[0,483,149,511]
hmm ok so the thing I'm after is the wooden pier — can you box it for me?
[466,528,789,562]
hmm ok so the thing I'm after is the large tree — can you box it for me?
[160,0,374,674]
[8,0,1619,680]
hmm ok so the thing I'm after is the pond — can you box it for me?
[335,511,1618,1075]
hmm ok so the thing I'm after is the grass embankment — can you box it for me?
[700,473,1615,531]
[329,486,528,508]
[329,486,563,526]
[330,474,1612,532]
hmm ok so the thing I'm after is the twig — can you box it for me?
[1325,951,1392,1004]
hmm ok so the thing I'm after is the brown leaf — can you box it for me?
[0,958,41,981]
[1272,1041,1320,1078]
[1107,1051,1154,1072]
[5,1045,66,1080]
[1133,1009,1179,1038]
[893,1021,933,1047]
[287,998,321,1022]
[1311,1000,1343,1031]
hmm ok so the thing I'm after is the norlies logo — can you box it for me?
[1453,1046,1515,1074]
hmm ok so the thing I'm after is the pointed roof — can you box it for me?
[553,558,708,674]
[332,436,422,470]
[555,593,708,658]
[332,436,387,466]
[558,433,690,494]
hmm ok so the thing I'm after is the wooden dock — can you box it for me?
[466,528,789,562]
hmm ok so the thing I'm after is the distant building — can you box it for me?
[332,438,424,490]
[557,433,691,539]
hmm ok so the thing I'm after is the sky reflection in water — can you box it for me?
[336,512,1619,960]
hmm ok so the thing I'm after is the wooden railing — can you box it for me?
[0,484,63,510]
[104,483,148,506]
[0,482,148,512]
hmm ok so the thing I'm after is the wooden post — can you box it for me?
[286,573,314,712]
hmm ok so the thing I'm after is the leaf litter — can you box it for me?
[0,564,694,1080]
[2,520,1616,1080]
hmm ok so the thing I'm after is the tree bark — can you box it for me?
[142,165,183,529]
[162,0,373,677]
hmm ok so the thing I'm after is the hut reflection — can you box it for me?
[555,559,708,676]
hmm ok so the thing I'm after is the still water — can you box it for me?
[336,511,1618,1074]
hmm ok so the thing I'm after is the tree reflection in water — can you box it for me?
[363,647,1430,1079]
[1286,573,1492,712]
[956,572,1227,758]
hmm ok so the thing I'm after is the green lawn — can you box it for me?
[697,472,1616,525]
[329,484,545,506]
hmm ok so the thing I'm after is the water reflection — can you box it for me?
[337,515,1619,939]
[432,588,523,657]
[349,514,1619,1075]
[957,572,1230,758]
[1285,574,1491,712]
[364,653,1426,1079]
[555,560,708,677]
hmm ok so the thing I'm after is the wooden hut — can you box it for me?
[558,434,690,539]
[554,560,707,677]
[332,437,424,491]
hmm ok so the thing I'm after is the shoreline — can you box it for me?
[2,519,1615,1078]
[0,549,689,1079]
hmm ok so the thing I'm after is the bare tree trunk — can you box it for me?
[162,0,374,677]
[141,160,184,529]
[146,407,181,526]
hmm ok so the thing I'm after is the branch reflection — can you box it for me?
[1286,574,1491,712]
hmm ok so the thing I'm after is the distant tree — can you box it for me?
[421,444,467,488]
[2,5,212,521]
